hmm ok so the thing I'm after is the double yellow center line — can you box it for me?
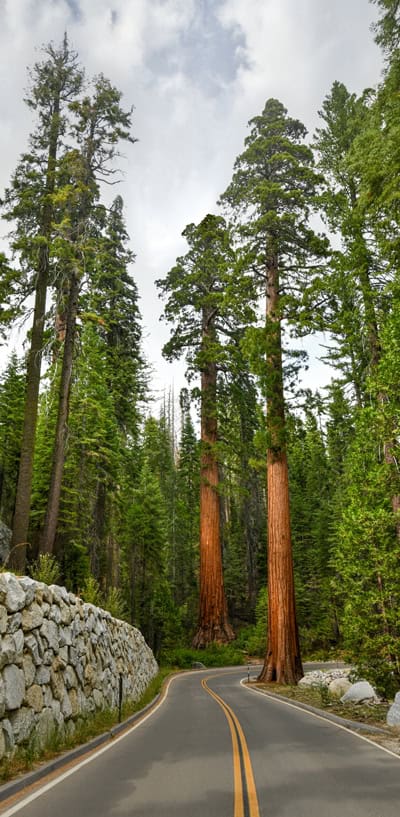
[201,677,261,817]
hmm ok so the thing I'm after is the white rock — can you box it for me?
[22,602,44,631]
[24,634,42,665]
[40,619,59,651]
[22,654,36,686]
[0,726,5,760]
[59,601,72,625]
[18,578,37,606]
[13,628,24,655]
[3,664,25,710]
[36,708,55,749]
[341,681,379,703]
[1,719,14,753]
[386,702,400,726]
[10,707,35,744]
[61,690,72,719]
[35,665,50,685]
[1,573,26,612]
[64,666,78,689]
[8,612,22,633]
[25,684,44,713]
[329,678,352,697]
[0,634,17,669]
[49,604,62,625]
[50,585,69,605]
[386,692,400,726]
[0,605,7,634]
[0,676,5,717]
[298,670,325,688]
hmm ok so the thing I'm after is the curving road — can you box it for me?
[1,667,400,817]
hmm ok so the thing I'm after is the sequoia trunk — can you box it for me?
[258,253,303,684]
[192,311,234,648]
[40,269,80,554]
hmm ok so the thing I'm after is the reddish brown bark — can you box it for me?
[192,312,234,648]
[258,253,303,684]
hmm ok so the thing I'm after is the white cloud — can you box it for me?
[0,0,384,399]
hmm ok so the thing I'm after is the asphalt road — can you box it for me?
[1,666,400,817]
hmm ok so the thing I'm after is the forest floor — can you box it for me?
[249,681,400,757]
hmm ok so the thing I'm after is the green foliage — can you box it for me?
[235,587,268,656]
[372,0,400,54]
[157,213,254,375]
[81,575,103,606]
[330,408,400,698]
[29,554,60,585]
[63,541,91,593]
[80,578,129,621]
[160,643,245,668]
[103,587,129,621]
[0,353,26,526]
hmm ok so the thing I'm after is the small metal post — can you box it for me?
[118,673,123,722]
[247,664,250,683]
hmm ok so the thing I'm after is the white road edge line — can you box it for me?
[0,673,184,817]
[240,677,400,762]
[0,667,230,817]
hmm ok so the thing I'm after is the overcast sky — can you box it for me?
[0,0,382,404]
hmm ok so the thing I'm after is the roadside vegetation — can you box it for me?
[252,682,391,729]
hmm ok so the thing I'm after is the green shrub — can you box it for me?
[29,554,60,585]
[160,643,245,668]
[104,587,129,621]
[80,575,102,606]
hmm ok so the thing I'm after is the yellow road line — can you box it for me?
[202,677,260,817]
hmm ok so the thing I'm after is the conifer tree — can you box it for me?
[0,354,26,527]
[157,213,252,646]
[220,99,326,683]
[40,76,135,556]
[174,388,199,628]
[91,196,145,438]
[2,37,84,571]
[314,82,381,397]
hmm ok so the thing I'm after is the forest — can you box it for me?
[0,0,399,695]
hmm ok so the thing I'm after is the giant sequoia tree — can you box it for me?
[157,214,252,647]
[220,99,326,683]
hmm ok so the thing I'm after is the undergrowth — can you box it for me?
[254,681,390,727]
[160,643,245,668]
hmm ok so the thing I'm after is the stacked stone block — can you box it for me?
[0,573,158,758]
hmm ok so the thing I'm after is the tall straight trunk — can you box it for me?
[10,101,61,573]
[40,269,80,554]
[258,254,303,684]
[192,314,234,648]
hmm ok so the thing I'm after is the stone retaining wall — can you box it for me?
[0,573,158,759]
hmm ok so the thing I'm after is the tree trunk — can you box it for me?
[10,101,61,573]
[258,253,303,684]
[192,312,234,648]
[40,269,80,554]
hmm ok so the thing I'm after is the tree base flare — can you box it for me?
[192,621,235,649]
[257,653,303,686]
